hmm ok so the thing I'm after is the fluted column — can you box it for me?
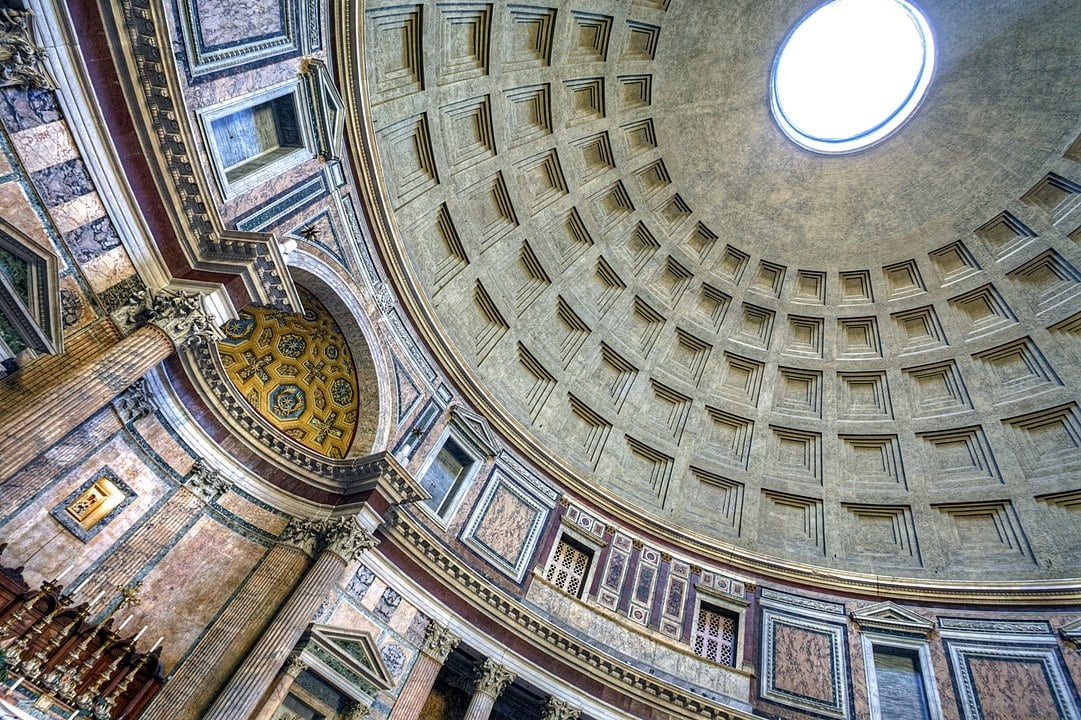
[463,659,515,720]
[387,622,460,720]
[0,287,216,482]
[542,697,581,720]
[202,516,377,720]
[250,655,307,720]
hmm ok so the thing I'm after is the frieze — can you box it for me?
[382,509,754,720]
[760,587,845,616]
[938,617,1053,635]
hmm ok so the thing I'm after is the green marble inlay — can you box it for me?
[0,310,26,354]
[309,644,378,696]
[0,245,31,307]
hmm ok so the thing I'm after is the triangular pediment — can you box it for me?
[449,404,501,458]
[300,624,394,701]
[300,59,344,161]
[851,601,934,637]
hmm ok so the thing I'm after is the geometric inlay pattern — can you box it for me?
[218,286,359,458]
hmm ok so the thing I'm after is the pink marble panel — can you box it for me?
[10,120,79,173]
[196,0,285,48]
[125,516,264,671]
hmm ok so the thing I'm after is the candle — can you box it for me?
[55,564,74,582]
[88,590,105,607]
[117,614,132,631]
[150,636,163,652]
[133,626,146,643]
[69,577,90,595]
[8,676,23,692]
[67,710,79,720]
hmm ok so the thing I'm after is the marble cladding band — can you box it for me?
[0,322,175,482]
[140,541,310,720]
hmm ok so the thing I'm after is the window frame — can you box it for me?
[541,525,602,600]
[198,79,315,200]
[415,428,481,525]
[860,631,942,720]
[0,218,63,360]
[689,588,748,669]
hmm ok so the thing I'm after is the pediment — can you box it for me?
[851,601,934,637]
[301,58,345,161]
[449,404,501,458]
[299,624,394,701]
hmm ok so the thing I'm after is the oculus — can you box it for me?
[770,0,935,154]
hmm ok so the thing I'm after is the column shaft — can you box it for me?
[202,547,347,720]
[0,323,174,481]
[140,543,310,720]
[387,653,441,720]
[464,693,498,720]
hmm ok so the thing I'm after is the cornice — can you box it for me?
[333,1,1081,606]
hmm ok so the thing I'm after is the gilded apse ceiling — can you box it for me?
[348,0,1081,580]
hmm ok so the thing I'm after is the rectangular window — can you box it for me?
[420,437,475,517]
[544,536,593,598]
[872,645,931,720]
[692,604,739,666]
[200,82,312,198]
[212,95,303,183]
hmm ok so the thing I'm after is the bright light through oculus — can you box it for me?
[771,0,935,154]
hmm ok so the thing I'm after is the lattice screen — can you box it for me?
[544,538,591,597]
[692,606,738,666]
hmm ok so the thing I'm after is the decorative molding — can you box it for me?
[850,601,934,638]
[449,404,500,458]
[760,606,850,719]
[301,58,345,160]
[97,0,300,312]
[382,508,756,720]
[460,468,551,583]
[473,658,515,699]
[176,0,299,78]
[420,621,461,663]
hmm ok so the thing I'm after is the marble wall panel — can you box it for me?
[128,515,267,671]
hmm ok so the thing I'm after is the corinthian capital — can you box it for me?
[280,517,324,556]
[473,659,515,699]
[0,9,53,89]
[146,287,219,348]
[542,698,580,720]
[420,621,460,663]
[321,515,378,562]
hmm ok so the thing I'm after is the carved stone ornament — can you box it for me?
[340,700,371,720]
[0,9,53,89]
[280,517,324,555]
[184,458,230,503]
[542,698,581,720]
[421,621,461,663]
[283,654,307,678]
[373,282,394,316]
[473,658,515,699]
[321,515,378,562]
[123,287,219,349]
[113,378,157,424]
